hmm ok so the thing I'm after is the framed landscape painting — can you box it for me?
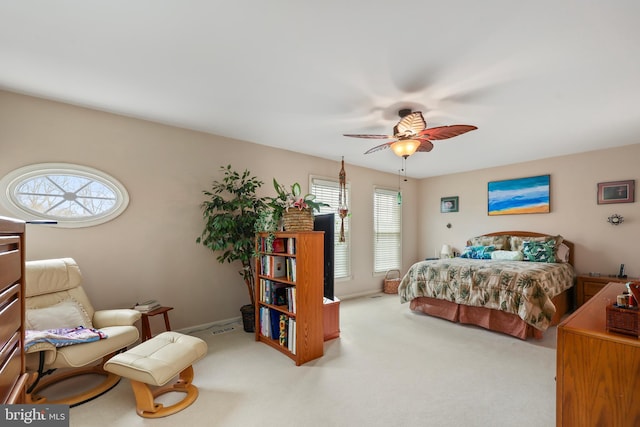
[488,175,550,216]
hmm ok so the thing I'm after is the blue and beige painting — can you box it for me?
[488,175,550,215]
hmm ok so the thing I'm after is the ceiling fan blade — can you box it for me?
[416,140,434,152]
[343,133,394,140]
[418,125,477,140]
[394,111,426,137]
[364,142,394,154]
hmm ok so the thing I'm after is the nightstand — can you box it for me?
[575,275,636,308]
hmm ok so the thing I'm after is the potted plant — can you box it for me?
[270,179,328,230]
[273,179,329,214]
[196,165,267,332]
[254,179,329,252]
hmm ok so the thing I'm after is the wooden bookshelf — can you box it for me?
[255,231,324,366]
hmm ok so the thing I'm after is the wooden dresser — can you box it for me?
[556,282,640,426]
[0,216,27,404]
[575,274,638,308]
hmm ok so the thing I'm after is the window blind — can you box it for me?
[373,187,401,272]
[311,177,350,279]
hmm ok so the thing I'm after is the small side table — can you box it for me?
[140,306,174,342]
[323,298,340,341]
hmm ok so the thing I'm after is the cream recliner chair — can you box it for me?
[24,258,141,406]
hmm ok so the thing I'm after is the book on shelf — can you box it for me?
[261,255,287,278]
[272,238,287,253]
[279,314,288,347]
[287,237,296,255]
[260,306,291,344]
[286,258,296,281]
[273,256,286,278]
[287,287,296,313]
[259,236,290,254]
[288,318,296,354]
[260,307,270,337]
[273,283,290,306]
[269,309,280,340]
[134,299,161,312]
[259,279,292,306]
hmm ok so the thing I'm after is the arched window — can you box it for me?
[0,163,129,228]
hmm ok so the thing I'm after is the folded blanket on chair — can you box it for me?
[25,326,108,350]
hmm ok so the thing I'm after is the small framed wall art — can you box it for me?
[597,180,635,204]
[441,196,459,213]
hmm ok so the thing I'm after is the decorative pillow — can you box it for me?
[522,240,556,263]
[468,235,509,250]
[26,300,93,331]
[510,235,564,253]
[490,250,524,261]
[556,242,570,263]
[460,245,496,259]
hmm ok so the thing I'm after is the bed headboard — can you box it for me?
[471,231,574,266]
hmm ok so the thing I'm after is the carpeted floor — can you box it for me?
[66,293,558,426]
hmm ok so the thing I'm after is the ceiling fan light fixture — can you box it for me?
[391,139,420,158]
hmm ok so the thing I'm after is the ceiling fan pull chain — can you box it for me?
[402,157,408,182]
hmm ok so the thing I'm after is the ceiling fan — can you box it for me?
[344,109,477,158]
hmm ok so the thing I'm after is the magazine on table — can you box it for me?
[134,299,161,312]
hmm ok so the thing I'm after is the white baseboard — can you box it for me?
[335,290,383,300]
[178,316,242,335]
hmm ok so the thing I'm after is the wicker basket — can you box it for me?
[283,208,314,231]
[383,269,402,294]
[606,304,639,337]
[240,304,255,333]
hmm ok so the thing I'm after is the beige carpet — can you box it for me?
[67,293,558,426]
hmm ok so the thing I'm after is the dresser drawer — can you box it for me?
[0,286,20,348]
[0,238,21,290]
[0,333,21,404]
[582,280,607,299]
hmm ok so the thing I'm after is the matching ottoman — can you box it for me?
[104,331,208,418]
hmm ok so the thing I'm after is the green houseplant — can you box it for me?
[255,179,329,250]
[196,165,267,332]
[270,179,329,219]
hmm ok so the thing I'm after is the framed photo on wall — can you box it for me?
[597,180,635,204]
[440,196,458,213]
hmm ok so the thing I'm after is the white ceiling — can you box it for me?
[2,1,639,178]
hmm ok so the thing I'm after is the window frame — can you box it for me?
[310,175,351,280]
[373,185,402,274]
[0,162,130,228]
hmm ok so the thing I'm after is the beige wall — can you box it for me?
[0,90,419,330]
[419,143,640,277]
[3,89,638,331]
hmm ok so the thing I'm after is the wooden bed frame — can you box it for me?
[409,231,575,340]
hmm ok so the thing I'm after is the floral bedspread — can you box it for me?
[398,258,575,331]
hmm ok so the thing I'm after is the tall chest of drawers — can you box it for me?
[0,216,27,404]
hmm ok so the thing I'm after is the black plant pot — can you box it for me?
[240,304,255,333]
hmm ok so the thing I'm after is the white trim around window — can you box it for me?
[0,163,130,228]
[373,186,401,273]
[310,175,351,279]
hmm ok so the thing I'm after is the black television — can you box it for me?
[313,213,335,300]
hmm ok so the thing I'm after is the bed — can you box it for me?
[398,231,576,339]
